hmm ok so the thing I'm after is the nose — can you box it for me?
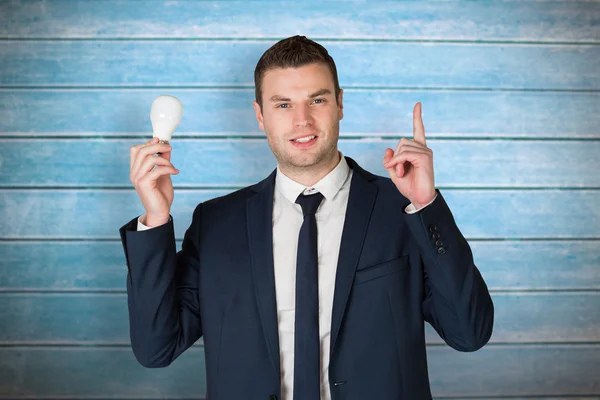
[293,104,313,128]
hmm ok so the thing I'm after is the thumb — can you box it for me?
[382,148,393,167]
[383,148,406,180]
[383,148,398,179]
[159,149,171,161]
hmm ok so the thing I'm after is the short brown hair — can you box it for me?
[254,35,341,109]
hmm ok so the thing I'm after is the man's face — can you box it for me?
[253,62,344,171]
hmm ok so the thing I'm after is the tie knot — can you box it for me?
[295,192,324,216]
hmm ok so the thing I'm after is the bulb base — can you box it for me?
[156,139,170,145]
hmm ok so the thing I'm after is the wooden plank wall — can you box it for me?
[1,1,599,398]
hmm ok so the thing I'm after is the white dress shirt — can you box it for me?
[137,153,437,399]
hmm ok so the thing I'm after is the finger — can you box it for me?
[394,141,426,155]
[383,148,394,164]
[138,165,179,187]
[413,102,426,147]
[158,148,171,161]
[391,151,429,179]
[394,145,426,178]
[396,162,405,178]
[383,148,404,179]
[384,148,429,169]
[131,143,172,181]
[130,137,158,170]
[133,154,176,184]
[394,137,429,156]
[385,150,421,179]
[132,154,175,185]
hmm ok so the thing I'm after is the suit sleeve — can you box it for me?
[403,189,494,352]
[118,203,204,367]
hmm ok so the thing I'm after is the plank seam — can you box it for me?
[0,38,598,45]
[1,86,599,93]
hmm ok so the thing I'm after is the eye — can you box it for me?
[312,98,325,104]
[276,103,290,109]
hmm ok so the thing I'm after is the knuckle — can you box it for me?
[138,175,150,186]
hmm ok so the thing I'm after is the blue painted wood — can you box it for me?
[2,139,599,188]
[0,293,598,344]
[1,241,599,291]
[1,41,598,90]
[0,346,598,397]
[0,1,597,42]
[1,90,598,137]
[0,347,207,398]
[1,1,597,398]
[1,189,599,239]
[426,345,600,397]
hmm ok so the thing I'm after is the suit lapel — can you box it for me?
[246,169,281,380]
[330,157,379,355]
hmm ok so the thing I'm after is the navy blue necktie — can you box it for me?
[293,192,324,400]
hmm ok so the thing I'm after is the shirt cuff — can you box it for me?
[137,215,171,231]
[404,193,438,214]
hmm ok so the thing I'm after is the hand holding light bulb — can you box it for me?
[128,95,184,228]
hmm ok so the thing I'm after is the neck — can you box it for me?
[279,151,341,187]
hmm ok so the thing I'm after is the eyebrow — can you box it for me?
[308,88,332,98]
[269,88,332,103]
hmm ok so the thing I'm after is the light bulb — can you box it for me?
[150,95,183,144]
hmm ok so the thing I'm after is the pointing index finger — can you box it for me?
[413,102,426,146]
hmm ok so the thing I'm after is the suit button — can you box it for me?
[432,232,441,239]
[437,247,446,254]
[429,224,437,233]
[435,240,443,246]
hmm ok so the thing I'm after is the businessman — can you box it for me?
[120,35,494,400]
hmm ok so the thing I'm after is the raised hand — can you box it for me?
[129,137,179,227]
[382,102,436,209]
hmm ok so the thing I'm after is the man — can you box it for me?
[120,35,494,400]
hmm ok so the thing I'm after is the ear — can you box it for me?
[337,89,344,121]
[252,100,265,131]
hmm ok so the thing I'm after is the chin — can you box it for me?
[288,156,321,168]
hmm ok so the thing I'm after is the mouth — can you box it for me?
[290,134,318,148]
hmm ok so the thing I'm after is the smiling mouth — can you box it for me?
[291,135,317,143]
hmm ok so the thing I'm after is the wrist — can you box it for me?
[411,192,437,210]
[143,213,170,228]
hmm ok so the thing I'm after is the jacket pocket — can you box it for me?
[354,255,409,285]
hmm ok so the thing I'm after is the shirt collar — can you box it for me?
[275,152,351,204]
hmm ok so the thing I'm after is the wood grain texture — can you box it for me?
[2,0,598,398]
[426,344,600,397]
[0,347,207,398]
[1,189,599,239]
[2,241,598,291]
[0,345,598,397]
[1,138,599,188]
[1,90,598,137]
[0,292,598,344]
[0,1,598,42]
[1,41,598,90]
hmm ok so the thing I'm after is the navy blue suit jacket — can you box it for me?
[119,156,494,400]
